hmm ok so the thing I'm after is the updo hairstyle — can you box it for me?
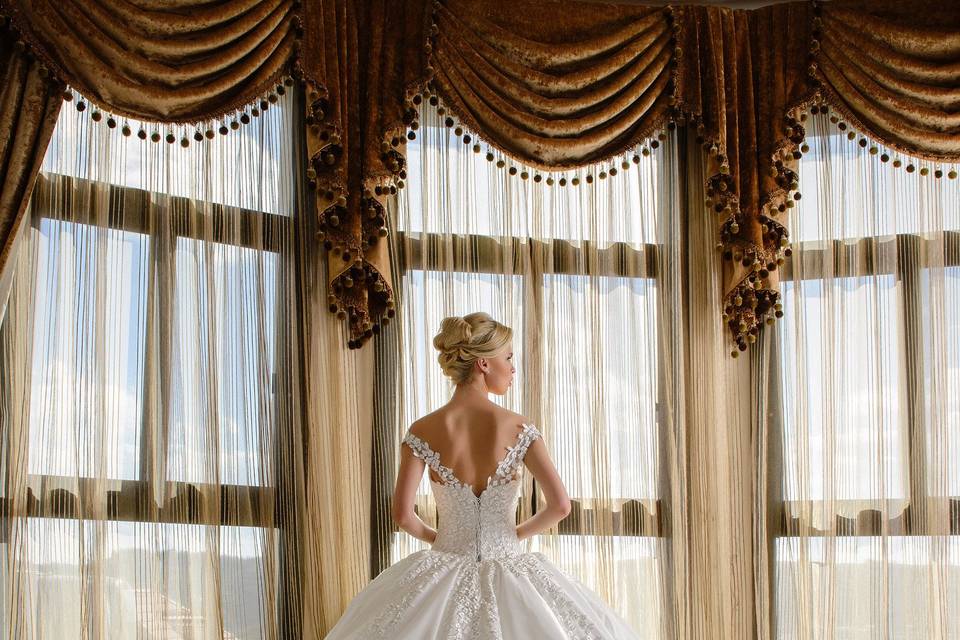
[432,312,512,385]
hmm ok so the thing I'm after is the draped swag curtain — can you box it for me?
[1,0,958,354]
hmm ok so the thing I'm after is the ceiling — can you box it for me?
[576,0,802,7]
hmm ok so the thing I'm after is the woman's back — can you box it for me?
[408,405,531,496]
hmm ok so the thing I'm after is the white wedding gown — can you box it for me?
[324,423,641,639]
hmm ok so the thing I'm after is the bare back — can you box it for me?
[395,397,570,520]
[408,405,530,494]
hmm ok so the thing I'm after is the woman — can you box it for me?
[325,312,640,639]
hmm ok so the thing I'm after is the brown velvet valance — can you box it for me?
[297,0,430,346]
[816,0,960,160]
[0,22,63,320]
[2,0,298,123]
[0,0,958,354]
[428,1,675,169]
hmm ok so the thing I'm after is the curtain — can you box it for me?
[368,102,769,639]
[4,0,959,356]
[293,99,380,634]
[0,22,63,327]
[0,88,306,639]
[299,0,430,350]
[2,0,298,123]
[768,111,960,638]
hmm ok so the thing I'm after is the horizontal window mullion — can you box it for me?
[778,230,960,281]
[3,474,278,528]
[32,172,290,253]
[776,499,960,537]
[398,231,660,279]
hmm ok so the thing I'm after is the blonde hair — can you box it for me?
[432,312,513,385]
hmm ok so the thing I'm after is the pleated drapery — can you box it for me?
[1,0,958,352]
[0,21,62,326]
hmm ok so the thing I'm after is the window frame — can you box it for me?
[771,229,960,538]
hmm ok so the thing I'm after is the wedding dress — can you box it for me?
[324,423,641,639]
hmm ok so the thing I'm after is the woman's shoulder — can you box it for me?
[408,407,534,437]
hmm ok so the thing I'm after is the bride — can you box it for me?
[324,312,640,639]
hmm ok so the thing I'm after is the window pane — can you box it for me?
[28,219,148,481]
[401,110,662,245]
[775,536,960,639]
[170,239,278,486]
[544,274,659,501]
[2,520,277,639]
[778,276,909,505]
[922,266,960,498]
[795,121,960,242]
[42,99,296,217]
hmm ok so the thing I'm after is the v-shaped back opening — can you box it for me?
[406,422,537,499]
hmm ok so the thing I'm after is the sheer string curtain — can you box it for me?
[0,91,306,638]
[770,112,960,639]
[373,100,753,638]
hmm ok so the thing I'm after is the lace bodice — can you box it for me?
[401,423,542,562]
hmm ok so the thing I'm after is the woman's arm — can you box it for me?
[391,442,438,544]
[516,435,572,541]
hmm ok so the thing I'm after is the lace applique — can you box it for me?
[437,567,482,640]
[477,562,504,638]
[360,551,454,637]
[361,551,603,640]
[402,423,542,497]
[514,553,605,639]
[401,431,466,489]
[487,424,541,490]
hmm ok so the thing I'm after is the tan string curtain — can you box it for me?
[767,111,960,639]
[0,89,307,639]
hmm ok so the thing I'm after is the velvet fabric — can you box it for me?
[816,0,960,159]
[675,3,816,350]
[0,23,63,325]
[0,0,958,351]
[2,0,298,122]
[428,0,675,168]
[298,0,431,346]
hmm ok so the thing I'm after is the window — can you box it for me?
[772,114,960,638]
[1,94,299,639]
